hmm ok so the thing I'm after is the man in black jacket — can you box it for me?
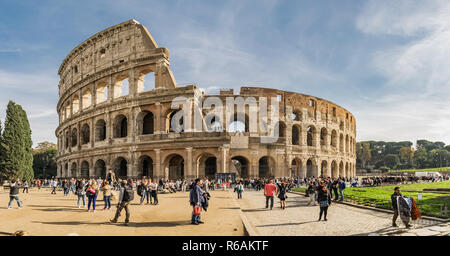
[8,180,23,209]
[391,187,411,228]
[110,180,133,225]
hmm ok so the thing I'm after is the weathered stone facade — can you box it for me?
[55,20,357,180]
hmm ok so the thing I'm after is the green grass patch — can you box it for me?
[388,167,450,173]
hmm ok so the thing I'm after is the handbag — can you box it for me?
[193,206,202,215]
[320,200,329,207]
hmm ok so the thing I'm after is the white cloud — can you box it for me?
[355,0,450,144]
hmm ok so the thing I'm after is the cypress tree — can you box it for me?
[0,101,33,181]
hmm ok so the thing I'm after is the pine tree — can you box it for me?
[0,101,33,181]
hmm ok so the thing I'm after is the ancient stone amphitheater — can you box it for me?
[55,20,357,180]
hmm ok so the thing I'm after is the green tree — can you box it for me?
[385,154,400,169]
[356,142,371,168]
[399,146,414,166]
[0,101,33,181]
[33,142,57,178]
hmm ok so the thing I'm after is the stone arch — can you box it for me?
[137,111,154,135]
[113,74,130,98]
[165,154,185,180]
[138,155,154,178]
[113,114,128,138]
[292,125,301,145]
[321,160,328,178]
[339,121,344,131]
[339,133,344,152]
[231,156,249,178]
[80,161,89,178]
[96,81,108,104]
[277,121,286,138]
[82,89,92,109]
[197,153,217,179]
[345,162,349,178]
[306,158,317,177]
[71,128,77,147]
[331,130,337,148]
[258,156,275,178]
[95,119,107,141]
[228,112,250,133]
[70,162,77,177]
[113,157,128,178]
[320,127,328,146]
[94,159,107,178]
[291,157,302,177]
[81,123,90,145]
[137,68,155,93]
[307,125,316,146]
[339,161,344,177]
[345,134,349,153]
[292,109,302,121]
[65,130,70,149]
[64,163,69,177]
[331,160,338,178]
[72,94,80,113]
[167,110,184,133]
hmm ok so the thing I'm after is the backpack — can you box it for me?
[137,184,143,196]
[122,186,134,202]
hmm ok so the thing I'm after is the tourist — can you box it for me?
[391,187,411,228]
[76,179,87,208]
[189,178,205,225]
[278,182,287,210]
[264,179,278,210]
[51,179,58,194]
[22,180,29,193]
[36,179,41,190]
[317,185,331,221]
[69,178,76,194]
[63,179,70,196]
[106,169,116,184]
[150,180,159,205]
[338,178,346,202]
[236,181,244,199]
[138,179,149,205]
[306,181,317,206]
[332,178,339,201]
[146,178,153,204]
[101,181,112,210]
[110,180,133,225]
[8,180,23,209]
[86,180,100,212]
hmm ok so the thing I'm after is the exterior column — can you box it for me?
[186,147,193,179]
[90,117,95,148]
[155,102,162,134]
[300,158,307,178]
[154,149,162,180]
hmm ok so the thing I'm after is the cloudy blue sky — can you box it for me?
[1,0,449,146]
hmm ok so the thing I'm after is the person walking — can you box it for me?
[332,178,339,201]
[391,187,411,228]
[8,180,23,209]
[138,179,149,205]
[189,178,205,225]
[317,185,331,221]
[86,181,100,212]
[150,180,158,205]
[51,179,58,194]
[63,179,70,196]
[22,180,29,194]
[101,181,112,210]
[278,182,288,210]
[264,179,278,210]
[236,181,244,199]
[306,181,317,206]
[110,180,133,225]
[76,179,87,208]
[338,178,346,202]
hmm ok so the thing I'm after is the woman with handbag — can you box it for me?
[317,185,331,221]
[278,182,288,210]
[86,180,100,212]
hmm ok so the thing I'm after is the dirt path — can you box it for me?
[0,188,244,236]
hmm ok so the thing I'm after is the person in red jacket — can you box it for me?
[264,179,278,210]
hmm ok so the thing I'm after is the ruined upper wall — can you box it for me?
[57,19,177,100]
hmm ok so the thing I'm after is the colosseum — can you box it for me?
[55,19,357,180]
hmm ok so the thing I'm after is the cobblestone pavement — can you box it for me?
[234,190,448,236]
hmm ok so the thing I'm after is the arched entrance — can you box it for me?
[321,160,328,178]
[94,159,106,178]
[167,154,184,180]
[306,159,315,177]
[114,157,128,178]
[339,161,344,178]
[231,156,249,178]
[80,161,89,178]
[70,162,77,177]
[259,156,274,178]
[138,155,154,178]
[331,161,338,178]
[291,158,301,177]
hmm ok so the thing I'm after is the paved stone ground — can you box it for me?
[0,188,244,236]
[234,190,448,236]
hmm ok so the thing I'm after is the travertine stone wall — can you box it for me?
[55,20,357,180]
